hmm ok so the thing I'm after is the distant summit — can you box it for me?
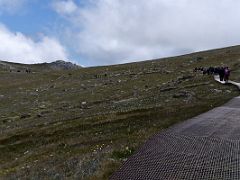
[43,60,81,70]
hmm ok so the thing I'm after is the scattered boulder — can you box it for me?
[39,105,46,109]
[173,90,195,99]
[82,102,87,105]
[164,70,173,74]
[160,87,176,92]
[212,89,223,93]
[36,113,43,118]
[177,75,194,81]
[20,114,31,119]
[196,56,204,61]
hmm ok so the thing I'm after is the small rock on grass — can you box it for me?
[20,114,31,119]
[213,89,222,93]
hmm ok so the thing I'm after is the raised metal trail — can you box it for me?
[214,75,240,89]
[111,78,240,180]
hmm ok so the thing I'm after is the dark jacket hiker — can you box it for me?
[219,67,225,81]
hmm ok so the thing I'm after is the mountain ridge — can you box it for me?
[0,59,81,72]
[1,45,240,69]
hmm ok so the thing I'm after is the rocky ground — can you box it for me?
[0,46,240,179]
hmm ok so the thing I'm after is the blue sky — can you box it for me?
[0,0,240,66]
[0,0,81,64]
[0,1,56,35]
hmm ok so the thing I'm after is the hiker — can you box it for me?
[224,67,230,82]
[214,67,220,75]
[206,68,210,75]
[203,68,208,75]
[210,67,215,75]
[26,69,32,73]
[219,67,225,81]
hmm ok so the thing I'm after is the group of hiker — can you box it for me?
[9,68,32,73]
[194,66,231,82]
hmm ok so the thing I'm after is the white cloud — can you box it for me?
[0,24,69,64]
[0,0,26,14]
[54,0,240,66]
[52,0,77,15]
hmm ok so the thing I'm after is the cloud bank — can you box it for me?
[53,0,240,66]
[52,0,77,15]
[0,24,68,64]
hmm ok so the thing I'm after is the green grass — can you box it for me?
[112,147,135,160]
[0,45,240,179]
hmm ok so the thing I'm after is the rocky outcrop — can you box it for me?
[47,60,81,70]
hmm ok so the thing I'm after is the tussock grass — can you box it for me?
[0,46,240,179]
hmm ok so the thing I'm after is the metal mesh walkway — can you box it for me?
[111,97,240,180]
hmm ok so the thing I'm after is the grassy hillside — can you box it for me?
[0,46,240,179]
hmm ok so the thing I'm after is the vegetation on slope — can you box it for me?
[0,46,240,179]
